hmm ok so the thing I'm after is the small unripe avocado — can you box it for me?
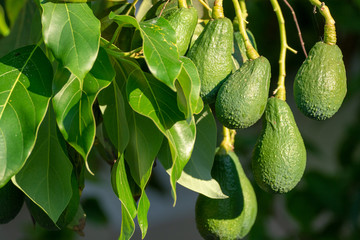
[0,181,24,224]
[187,18,233,104]
[164,7,198,56]
[215,56,271,129]
[252,97,306,193]
[196,150,257,239]
[294,41,347,120]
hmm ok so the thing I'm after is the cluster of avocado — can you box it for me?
[164,0,346,238]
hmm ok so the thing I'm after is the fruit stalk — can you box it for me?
[178,0,188,8]
[232,0,259,60]
[239,0,248,22]
[219,126,235,154]
[308,0,336,45]
[269,0,297,101]
[212,0,224,19]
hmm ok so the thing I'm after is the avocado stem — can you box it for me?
[239,0,248,22]
[269,0,294,101]
[219,126,235,154]
[179,0,188,9]
[212,0,224,19]
[198,0,212,12]
[232,0,259,60]
[308,0,336,45]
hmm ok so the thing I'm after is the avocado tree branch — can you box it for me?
[269,0,297,101]
[198,0,212,12]
[239,0,248,22]
[282,0,308,58]
[232,0,259,60]
[308,0,336,45]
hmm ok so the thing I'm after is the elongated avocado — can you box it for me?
[252,97,306,193]
[215,56,271,129]
[187,18,233,104]
[196,149,257,239]
[164,7,198,56]
[0,181,24,224]
[294,41,347,120]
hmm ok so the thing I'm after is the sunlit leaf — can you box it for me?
[41,2,100,80]
[0,45,53,187]
[52,48,114,167]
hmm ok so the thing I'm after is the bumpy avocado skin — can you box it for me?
[215,56,271,129]
[164,7,198,56]
[187,18,233,104]
[294,41,347,120]
[196,151,257,240]
[252,97,306,193]
[0,181,24,224]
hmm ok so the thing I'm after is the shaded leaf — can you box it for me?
[0,45,53,187]
[0,0,41,56]
[5,0,28,27]
[41,2,100,80]
[109,13,182,90]
[52,47,114,167]
[13,105,73,223]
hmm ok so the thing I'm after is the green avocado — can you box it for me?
[164,7,198,56]
[252,97,306,193]
[0,181,24,224]
[215,56,271,129]
[25,173,80,231]
[294,41,347,120]
[187,17,233,104]
[196,149,257,239]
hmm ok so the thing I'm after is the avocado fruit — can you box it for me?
[164,7,198,56]
[215,56,271,129]
[187,17,233,104]
[196,149,257,239]
[252,97,306,193]
[0,181,24,224]
[294,41,347,120]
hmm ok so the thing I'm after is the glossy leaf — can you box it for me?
[13,105,73,223]
[176,56,202,119]
[52,48,114,167]
[137,191,150,238]
[126,69,195,202]
[158,106,226,199]
[0,45,53,187]
[109,13,182,90]
[111,154,137,240]
[41,2,100,80]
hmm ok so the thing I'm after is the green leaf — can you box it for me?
[52,47,114,168]
[109,13,182,90]
[137,191,150,238]
[98,81,129,154]
[13,105,73,223]
[0,0,41,56]
[41,2,100,80]
[176,56,203,119]
[157,106,225,199]
[5,0,28,27]
[111,154,137,240]
[0,45,53,187]
[126,69,195,202]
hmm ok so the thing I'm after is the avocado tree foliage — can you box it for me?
[0,0,347,239]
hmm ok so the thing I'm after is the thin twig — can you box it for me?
[159,0,171,17]
[282,0,308,58]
